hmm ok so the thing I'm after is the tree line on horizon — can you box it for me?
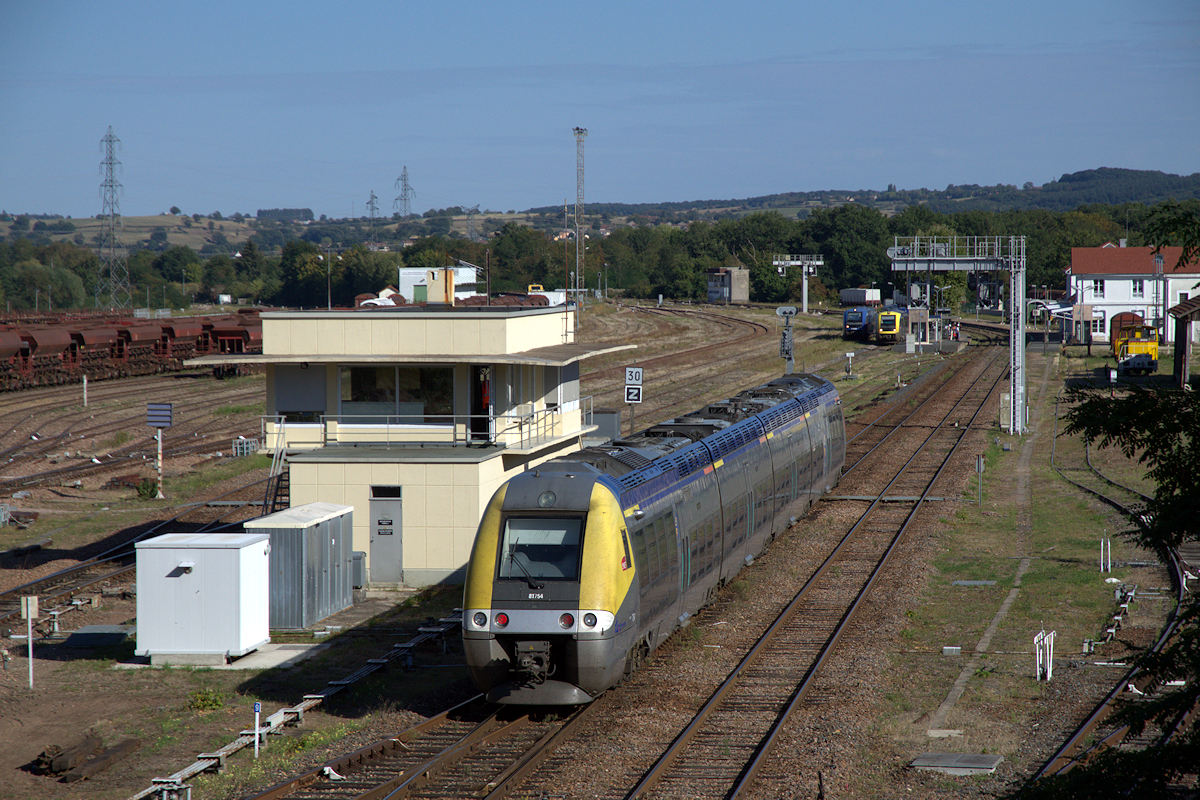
[0,197,1196,313]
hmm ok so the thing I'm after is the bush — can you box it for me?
[186,688,224,711]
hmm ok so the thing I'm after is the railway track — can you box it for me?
[616,346,1008,798]
[242,344,1008,800]
[582,303,771,413]
[0,378,262,491]
[245,697,599,800]
[1027,393,1190,783]
[0,474,271,627]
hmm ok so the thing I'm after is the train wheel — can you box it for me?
[622,641,649,683]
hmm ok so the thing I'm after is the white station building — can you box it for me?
[1067,242,1200,345]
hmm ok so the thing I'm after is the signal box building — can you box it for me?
[190,298,632,587]
[706,267,749,304]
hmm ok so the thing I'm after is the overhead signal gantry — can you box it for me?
[888,235,1028,435]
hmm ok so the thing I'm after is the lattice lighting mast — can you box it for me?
[99,126,131,309]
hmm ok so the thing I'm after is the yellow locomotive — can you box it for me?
[1111,313,1158,375]
[874,307,906,344]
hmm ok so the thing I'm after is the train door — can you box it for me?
[368,485,403,584]
[787,416,813,516]
[828,403,846,478]
[820,407,833,487]
[809,410,827,492]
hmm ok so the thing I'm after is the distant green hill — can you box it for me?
[530,167,1200,221]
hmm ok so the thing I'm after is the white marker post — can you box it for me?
[1034,630,1056,681]
[624,366,643,435]
[253,701,262,759]
[21,595,37,689]
[147,403,173,499]
[976,454,985,506]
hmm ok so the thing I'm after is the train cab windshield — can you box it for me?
[498,517,583,582]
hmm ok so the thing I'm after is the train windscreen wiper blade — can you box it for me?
[508,548,544,590]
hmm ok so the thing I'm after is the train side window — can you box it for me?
[647,520,663,582]
[620,528,632,570]
[667,514,680,568]
[631,527,648,578]
[686,534,696,592]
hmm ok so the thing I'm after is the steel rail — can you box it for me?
[731,350,1008,796]
[624,347,1007,798]
[479,702,600,799]
[838,348,994,478]
[243,699,596,800]
[0,474,272,626]
[1029,393,1188,781]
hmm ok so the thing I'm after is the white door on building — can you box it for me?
[369,486,403,584]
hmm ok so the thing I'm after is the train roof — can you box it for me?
[120,323,164,342]
[163,321,205,338]
[546,373,836,488]
[73,327,119,346]
[20,327,72,353]
[0,329,22,358]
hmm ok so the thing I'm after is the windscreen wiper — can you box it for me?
[508,548,545,590]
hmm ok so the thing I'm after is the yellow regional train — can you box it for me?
[874,307,906,344]
[462,374,845,704]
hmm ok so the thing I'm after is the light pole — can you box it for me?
[319,248,341,310]
[1154,252,1165,347]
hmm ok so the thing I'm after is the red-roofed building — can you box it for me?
[1067,242,1200,345]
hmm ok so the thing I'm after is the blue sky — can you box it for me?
[2,1,1197,219]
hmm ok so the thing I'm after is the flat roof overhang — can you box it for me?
[285,430,589,462]
[185,341,635,368]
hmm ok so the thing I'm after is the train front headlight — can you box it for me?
[582,612,597,628]
[472,611,488,628]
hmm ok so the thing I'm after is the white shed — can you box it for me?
[135,532,270,666]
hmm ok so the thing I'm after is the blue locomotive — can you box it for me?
[462,374,846,704]
[842,306,874,340]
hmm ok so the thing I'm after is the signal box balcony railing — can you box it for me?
[261,397,593,454]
